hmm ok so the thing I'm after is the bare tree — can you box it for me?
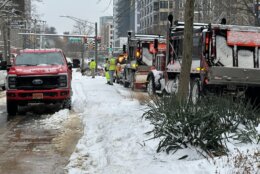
[238,0,259,26]
[73,21,94,35]
[193,0,257,26]
[0,0,21,63]
[44,26,65,49]
[31,0,44,20]
[177,0,195,101]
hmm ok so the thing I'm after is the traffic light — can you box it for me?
[97,36,101,43]
[92,42,95,49]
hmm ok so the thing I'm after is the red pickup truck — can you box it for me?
[6,49,72,116]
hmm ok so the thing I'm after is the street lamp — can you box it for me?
[60,15,98,72]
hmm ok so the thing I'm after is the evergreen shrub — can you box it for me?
[143,95,260,156]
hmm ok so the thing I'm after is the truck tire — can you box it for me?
[190,78,200,104]
[147,77,155,95]
[123,81,130,88]
[165,75,179,94]
[123,69,130,88]
[63,98,71,110]
[7,101,18,116]
[130,74,135,91]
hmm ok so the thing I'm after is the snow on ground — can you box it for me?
[39,109,70,129]
[57,70,259,174]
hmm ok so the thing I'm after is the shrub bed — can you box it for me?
[143,95,260,156]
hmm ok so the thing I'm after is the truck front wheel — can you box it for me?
[7,101,18,116]
[147,77,155,95]
[190,78,201,104]
[63,98,71,110]
[130,74,135,91]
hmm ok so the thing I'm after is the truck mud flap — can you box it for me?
[207,67,260,86]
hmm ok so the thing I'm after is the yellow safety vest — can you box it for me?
[89,61,96,70]
[109,58,116,71]
[105,62,109,71]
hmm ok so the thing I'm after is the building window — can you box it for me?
[160,1,168,9]
[160,12,168,21]
[179,1,184,8]
[169,1,173,9]
[154,14,158,24]
[153,2,159,11]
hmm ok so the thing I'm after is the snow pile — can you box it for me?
[39,109,70,129]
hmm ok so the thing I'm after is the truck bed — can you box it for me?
[207,66,260,86]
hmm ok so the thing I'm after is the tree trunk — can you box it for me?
[177,0,195,102]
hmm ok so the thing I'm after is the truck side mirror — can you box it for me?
[7,64,12,72]
[67,62,72,70]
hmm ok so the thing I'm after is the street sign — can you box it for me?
[68,37,82,43]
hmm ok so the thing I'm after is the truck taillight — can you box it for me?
[59,75,67,87]
[8,76,17,89]
[205,33,209,51]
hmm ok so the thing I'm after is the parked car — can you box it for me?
[0,60,7,90]
[6,48,72,116]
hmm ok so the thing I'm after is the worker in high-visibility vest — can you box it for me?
[104,58,110,84]
[108,56,116,85]
[89,59,96,78]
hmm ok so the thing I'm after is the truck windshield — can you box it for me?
[15,52,64,66]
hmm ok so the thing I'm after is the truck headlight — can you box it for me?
[8,76,17,89]
[59,75,67,87]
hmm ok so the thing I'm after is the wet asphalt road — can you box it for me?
[0,91,83,174]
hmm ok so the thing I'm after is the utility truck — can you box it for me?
[147,15,260,103]
[6,49,72,116]
[123,32,166,90]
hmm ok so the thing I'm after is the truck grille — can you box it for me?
[16,76,60,90]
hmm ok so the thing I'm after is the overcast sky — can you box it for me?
[36,0,113,34]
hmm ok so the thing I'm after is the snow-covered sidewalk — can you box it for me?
[66,71,260,174]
